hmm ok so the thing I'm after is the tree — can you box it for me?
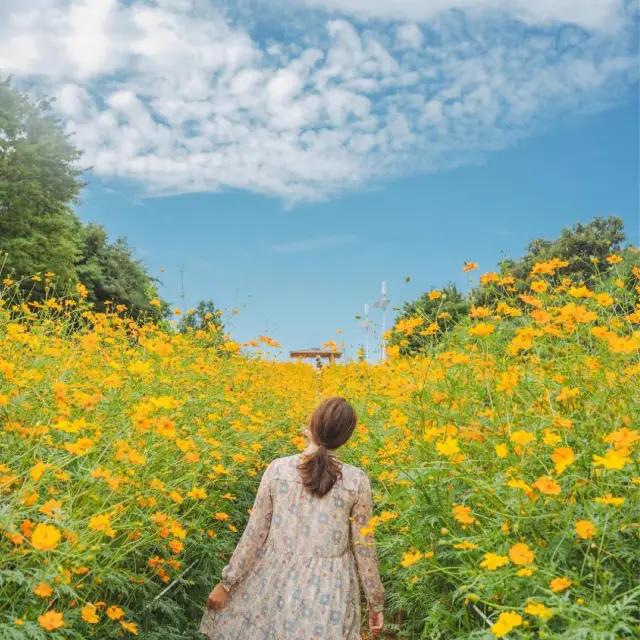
[474,216,628,306]
[390,283,470,354]
[0,79,169,318]
[75,223,168,319]
[178,300,224,347]
[392,216,633,356]
[0,78,84,293]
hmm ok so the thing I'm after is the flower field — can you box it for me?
[1,253,639,639]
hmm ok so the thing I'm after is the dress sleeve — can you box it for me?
[220,463,274,590]
[350,472,385,613]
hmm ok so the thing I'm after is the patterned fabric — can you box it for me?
[199,446,385,639]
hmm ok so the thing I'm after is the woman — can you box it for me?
[200,397,385,639]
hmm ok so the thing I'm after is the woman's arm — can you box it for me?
[350,472,385,613]
[219,462,274,590]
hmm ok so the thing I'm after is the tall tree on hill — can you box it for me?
[0,78,84,292]
[474,216,628,306]
[391,216,633,354]
[0,79,169,318]
[177,300,226,349]
[76,223,168,319]
[390,282,470,355]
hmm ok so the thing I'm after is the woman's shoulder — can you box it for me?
[340,461,368,491]
[265,454,301,477]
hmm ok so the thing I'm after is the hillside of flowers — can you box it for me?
[1,250,639,639]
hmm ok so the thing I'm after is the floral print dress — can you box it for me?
[199,447,385,639]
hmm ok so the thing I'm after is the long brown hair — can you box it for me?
[298,397,357,498]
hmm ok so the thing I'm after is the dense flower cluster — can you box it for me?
[1,251,639,638]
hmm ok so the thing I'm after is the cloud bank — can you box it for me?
[0,0,637,202]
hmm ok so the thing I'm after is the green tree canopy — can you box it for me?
[392,215,633,354]
[0,79,170,318]
[76,223,167,319]
[0,78,84,291]
[390,282,470,355]
[177,300,225,348]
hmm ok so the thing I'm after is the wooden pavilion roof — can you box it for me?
[289,348,343,359]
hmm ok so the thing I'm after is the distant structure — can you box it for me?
[290,348,343,369]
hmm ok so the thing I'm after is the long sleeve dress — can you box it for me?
[199,448,385,639]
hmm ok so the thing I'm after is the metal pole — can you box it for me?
[381,281,387,362]
[364,304,369,363]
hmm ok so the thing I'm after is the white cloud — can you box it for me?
[396,24,424,50]
[0,0,637,202]
[290,0,626,31]
[270,235,357,253]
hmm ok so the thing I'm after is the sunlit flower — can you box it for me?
[508,542,535,566]
[38,611,65,631]
[575,520,597,540]
[31,524,61,551]
[491,611,522,637]
[480,553,510,571]
[549,576,572,593]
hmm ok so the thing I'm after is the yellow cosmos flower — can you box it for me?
[508,542,535,565]
[524,601,553,620]
[549,576,572,592]
[551,447,575,474]
[31,523,61,551]
[594,493,624,507]
[435,438,460,456]
[575,520,597,539]
[495,443,508,458]
[89,514,116,538]
[452,505,476,525]
[479,553,510,571]
[33,582,53,598]
[592,450,631,470]
[491,611,522,638]
[510,430,535,446]
[401,550,423,568]
[81,604,100,624]
[453,541,478,550]
[38,611,65,631]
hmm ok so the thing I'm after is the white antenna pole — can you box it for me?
[364,303,370,363]
[381,281,387,362]
[357,304,373,364]
[373,281,390,363]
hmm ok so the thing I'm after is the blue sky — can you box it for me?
[77,95,639,358]
[2,0,638,359]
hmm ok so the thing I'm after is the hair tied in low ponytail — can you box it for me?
[298,397,357,498]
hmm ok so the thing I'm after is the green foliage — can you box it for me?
[391,283,471,355]
[76,224,167,320]
[394,216,633,354]
[501,216,626,283]
[0,78,84,291]
[178,300,223,333]
[177,300,225,348]
[0,79,169,317]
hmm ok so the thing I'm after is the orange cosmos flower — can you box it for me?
[31,523,61,550]
[106,606,125,620]
[120,620,139,635]
[550,576,572,592]
[532,477,561,496]
[81,604,100,624]
[508,543,535,566]
[38,611,65,631]
[33,582,53,598]
[575,520,597,539]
